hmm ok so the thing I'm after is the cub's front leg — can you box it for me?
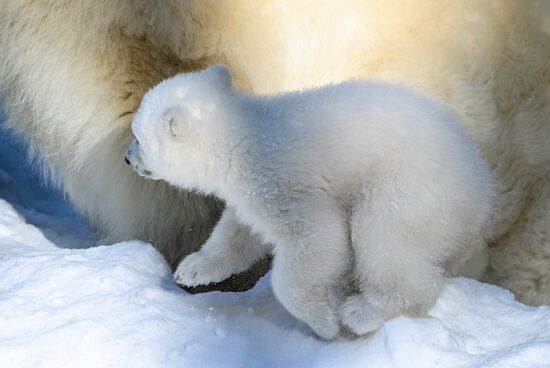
[175,207,272,287]
[271,205,352,340]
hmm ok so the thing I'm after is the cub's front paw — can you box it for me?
[340,294,387,336]
[174,252,232,287]
[308,308,341,340]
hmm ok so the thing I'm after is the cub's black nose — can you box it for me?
[124,156,131,165]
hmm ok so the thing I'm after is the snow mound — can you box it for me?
[1,118,550,368]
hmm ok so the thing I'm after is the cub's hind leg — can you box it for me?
[341,179,453,336]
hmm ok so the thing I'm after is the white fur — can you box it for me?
[1,1,550,304]
[127,65,494,339]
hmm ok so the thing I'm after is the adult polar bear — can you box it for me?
[0,1,549,303]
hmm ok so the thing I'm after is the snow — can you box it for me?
[1,116,550,368]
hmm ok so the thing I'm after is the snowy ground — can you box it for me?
[1,116,550,368]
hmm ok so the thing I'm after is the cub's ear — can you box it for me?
[205,64,232,90]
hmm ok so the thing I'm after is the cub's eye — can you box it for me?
[163,106,187,138]
[167,117,177,137]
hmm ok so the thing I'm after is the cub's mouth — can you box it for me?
[125,138,157,180]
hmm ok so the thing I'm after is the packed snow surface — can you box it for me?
[1,118,550,368]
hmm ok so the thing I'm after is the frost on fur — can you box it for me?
[127,65,494,339]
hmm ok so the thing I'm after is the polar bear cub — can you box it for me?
[126,65,494,339]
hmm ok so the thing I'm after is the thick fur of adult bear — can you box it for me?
[1,1,550,304]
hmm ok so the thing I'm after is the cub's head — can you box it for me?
[125,65,233,186]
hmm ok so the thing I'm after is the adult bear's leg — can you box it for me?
[0,2,269,291]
